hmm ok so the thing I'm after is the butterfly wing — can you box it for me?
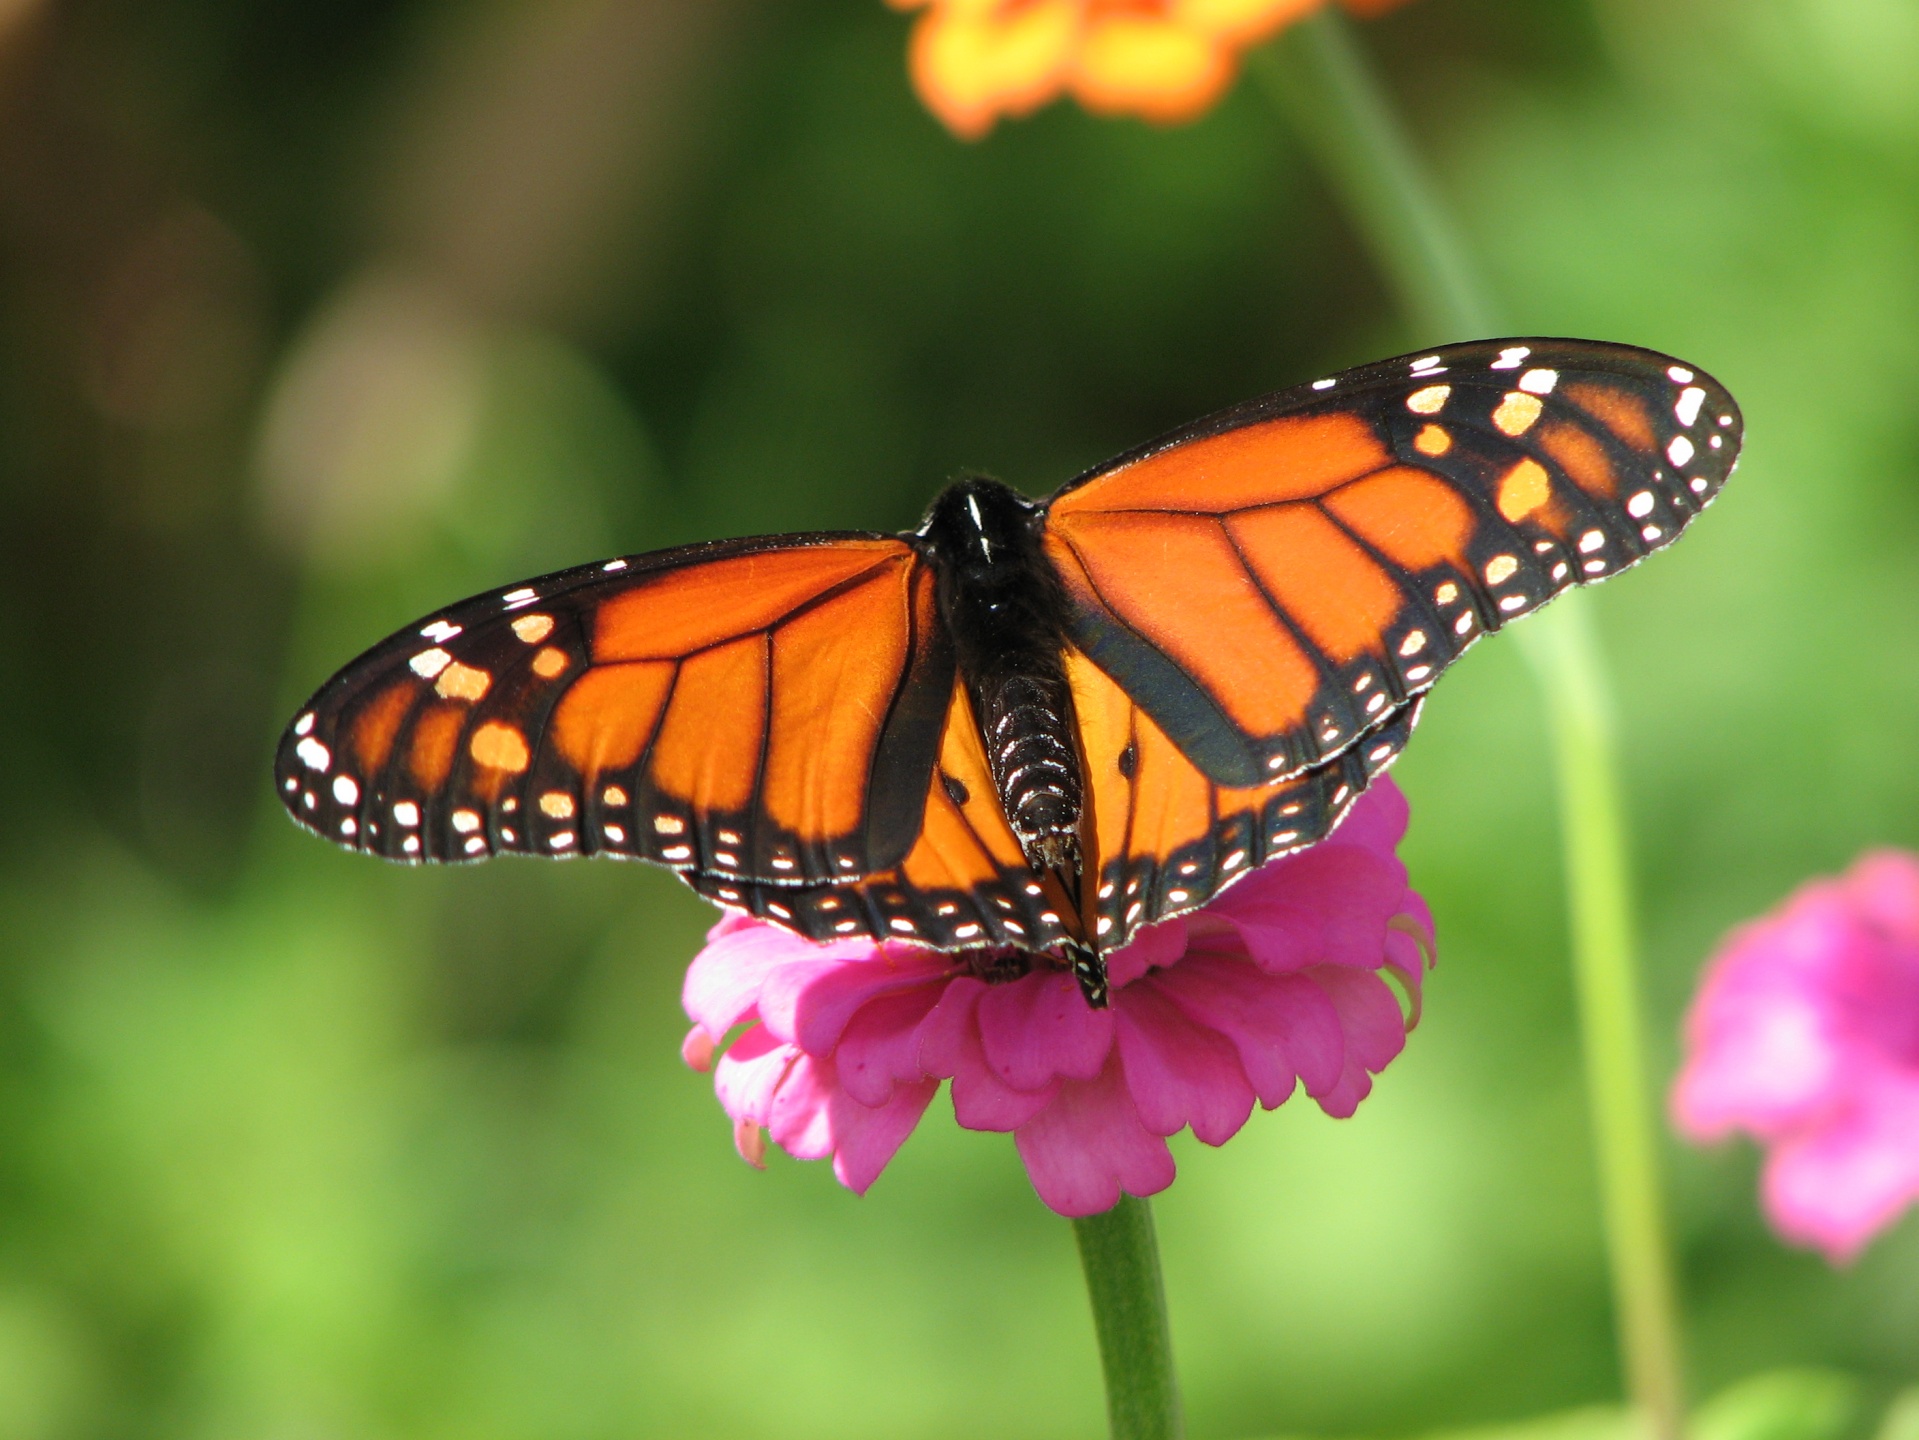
[685,674,1081,950]
[1044,338,1741,943]
[276,534,962,899]
[1067,645,1421,945]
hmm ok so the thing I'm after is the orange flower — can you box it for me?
[890,0,1411,139]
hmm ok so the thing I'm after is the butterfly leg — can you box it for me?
[1065,941,1109,1009]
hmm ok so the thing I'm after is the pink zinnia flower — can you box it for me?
[680,778,1434,1217]
[1672,849,1919,1263]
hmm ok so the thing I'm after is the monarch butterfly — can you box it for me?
[278,338,1742,1007]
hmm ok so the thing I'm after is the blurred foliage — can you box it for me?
[0,0,1915,1436]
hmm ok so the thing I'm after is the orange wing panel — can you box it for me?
[351,680,417,774]
[592,543,905,662]
[899,687,1024,886]
[763,570,912,841]
[1225,504,1400,664]
[1052,412,1391,515]
[647,635,769,816]
[1321,466,1473,572]
[1562,382,1657,453]
[1049,512,1320,737]
[1536,419,1619,500]
[550,660,675,774]
[408,705,465,790]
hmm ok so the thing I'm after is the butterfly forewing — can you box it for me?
[1044,339,1742,796]
[275,533,957,889]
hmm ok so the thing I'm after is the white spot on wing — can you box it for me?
[1312,378,1335,390]
[602,559,627,572]
[1491,346,1530,369]
[296,737,331,772]
[420,620,462,643]
[1518,368,1558,395]
[1667,366,1694,383]
[294,713,315,736]
[409,648,452,679]
[1627,490,1655,518]
[1667,435,1695,466]
[331,775,359,805]
[1675,387,1706,426]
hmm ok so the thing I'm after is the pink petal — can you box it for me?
[682,917,875,1038]
[1015,1053,1178,1217]
[834,984,948,1107]
[712,1023,797,1126]
[682,924,797,1038]
[681,1026,717,1073]
[1672,899,1860,1141]
[1306,966,1407,1118]
[1114,976,1255,1144]
[1761,1075,1919,1263]
[975,969,1116,1090]
[1323,777,1410,856]
[917,978,1059,1130]
[766,1052,839,1160]
[831,1078,941,1195]
[1157,953,1345,1105]
[1107,917,1189,990]
[1215,845,1405,973]
[1842,850,1919,947]
[1386,893,1437,987]
[759,948,953,1054]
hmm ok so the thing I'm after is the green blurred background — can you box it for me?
[0,0,1915,1435]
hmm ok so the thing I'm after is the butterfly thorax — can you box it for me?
[919,476,1084,878]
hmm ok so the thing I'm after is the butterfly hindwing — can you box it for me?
[1065,645,1419,944]
[1042,339,1742,790]
[687,676,1081,951]
[276,534,956,891]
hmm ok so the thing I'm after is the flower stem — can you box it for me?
[1074,1195,1184,1440]
[1256,15,1686,1440]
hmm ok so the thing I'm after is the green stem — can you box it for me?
[1074,1196,1184,1440]
[1257,9,1494,341]
[1256,14,1686,1440]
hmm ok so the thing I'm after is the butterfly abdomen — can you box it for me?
[919,477,1084,874]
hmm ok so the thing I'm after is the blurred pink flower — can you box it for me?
[681,778,1434,1217]
[1672,849,1919,1263]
